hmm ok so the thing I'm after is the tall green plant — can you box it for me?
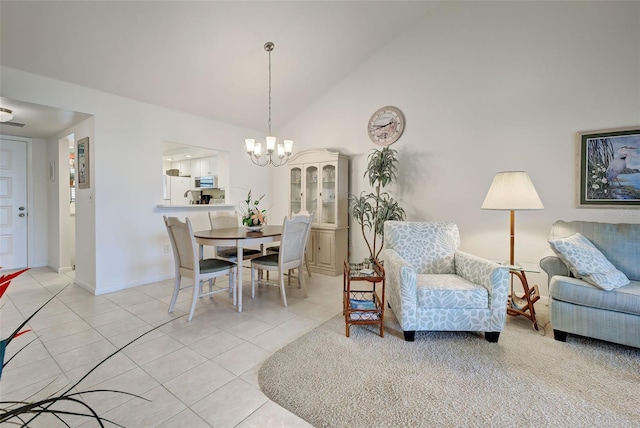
[349,147,406,260]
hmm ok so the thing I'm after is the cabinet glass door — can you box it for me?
[305,165,319,222]
[321,163,337,224]
[290,167,302,216]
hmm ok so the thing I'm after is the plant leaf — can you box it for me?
[0,268,30,298]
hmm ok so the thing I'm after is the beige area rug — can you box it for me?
[258,305,640,427]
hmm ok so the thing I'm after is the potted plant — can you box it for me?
[240,190,267,229]
[349,147,406,262]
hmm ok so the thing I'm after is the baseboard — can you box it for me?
[94,274,174,295]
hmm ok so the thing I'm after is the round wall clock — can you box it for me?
[367,106,405,146]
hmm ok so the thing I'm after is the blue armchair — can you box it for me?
[381,221,509,342]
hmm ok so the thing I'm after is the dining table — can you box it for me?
[193,225,283,312]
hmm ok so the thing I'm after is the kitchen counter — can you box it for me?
[156,203,236,210]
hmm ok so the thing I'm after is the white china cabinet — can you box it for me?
[288,149,349,276]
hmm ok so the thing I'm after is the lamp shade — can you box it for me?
[481,171,543,210]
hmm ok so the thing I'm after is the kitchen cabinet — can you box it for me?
[171,157,217,189]
[289,149,349,276]
[171,160,191,177]
[190,158,201,177]
[186,157,216,178]
[199,157,215,176]
[189,159,201,188]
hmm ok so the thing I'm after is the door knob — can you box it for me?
[19,213,26,217]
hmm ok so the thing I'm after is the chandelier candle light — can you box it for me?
[245,42,293,167]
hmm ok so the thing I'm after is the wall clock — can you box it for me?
[367,106,405,146]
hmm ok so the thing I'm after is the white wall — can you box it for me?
[58,135,75,273]
[29,137,48,267]
[1,67,269,294]
[2,1,638,297]
[271,1,640,291]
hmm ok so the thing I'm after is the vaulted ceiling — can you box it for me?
[0,1,434,138]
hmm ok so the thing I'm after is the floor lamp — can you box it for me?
[481,171,544,329]
[481,171,544,267]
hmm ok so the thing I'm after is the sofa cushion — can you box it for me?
[550,220,640,281]
[550,277,640,316]
[416,274,488,309]
[548,232,630,291]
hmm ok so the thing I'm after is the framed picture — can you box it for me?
[577,127,640,207]
[77,137,90,189]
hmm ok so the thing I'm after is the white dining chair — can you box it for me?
[208,211,263,262]
[266,210,312,280]
[250,215,313,307]
[164,215,236,321]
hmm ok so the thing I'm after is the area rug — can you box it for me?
[258,306,640,427]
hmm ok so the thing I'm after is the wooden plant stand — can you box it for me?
[343,260,385,337]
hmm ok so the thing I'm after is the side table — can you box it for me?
[343,260,385,337]
[504,262,541,330]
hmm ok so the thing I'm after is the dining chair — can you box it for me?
[164,215,236,321]
[250,214,313,307]
[208,211,262,263]
[266,210,312,280]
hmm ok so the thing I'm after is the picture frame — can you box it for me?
[577,126,640,207]
[77,137,90,189]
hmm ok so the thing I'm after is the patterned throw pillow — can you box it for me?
[548,232,629,291]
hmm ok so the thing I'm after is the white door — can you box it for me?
[0,138,28,270]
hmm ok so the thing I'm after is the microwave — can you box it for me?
[195,175,216,189]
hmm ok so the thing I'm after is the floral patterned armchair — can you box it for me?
[381,221,509,342]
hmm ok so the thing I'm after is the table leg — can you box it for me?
[237,243,244,312]
[508,270,540,330]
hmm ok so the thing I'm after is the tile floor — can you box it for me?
[1,266,344,427]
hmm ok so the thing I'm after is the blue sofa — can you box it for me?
[540,220,640,348]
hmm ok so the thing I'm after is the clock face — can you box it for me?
[368,106,405,146]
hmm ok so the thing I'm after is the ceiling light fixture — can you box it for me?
[245,42,293,167]
[0,108,14,122]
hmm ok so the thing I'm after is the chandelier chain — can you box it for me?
[268,47,272,135]
[245,41,292,167]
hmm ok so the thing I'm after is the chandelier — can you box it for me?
[245,42,293,167]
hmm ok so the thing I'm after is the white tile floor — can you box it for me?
[1,266,344,427]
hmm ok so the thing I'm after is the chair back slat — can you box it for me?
[293,210,312,218]
[280,214,312,265]
[164,216,196,272]
[209,211,240,229]
[164,215,235,321]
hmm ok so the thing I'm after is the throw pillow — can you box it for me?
[548,232,629,291]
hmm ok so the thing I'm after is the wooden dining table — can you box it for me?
[193,225,283,312]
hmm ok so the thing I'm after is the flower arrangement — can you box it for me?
[241,190,267,227]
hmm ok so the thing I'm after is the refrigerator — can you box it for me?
[166,175,192,205]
